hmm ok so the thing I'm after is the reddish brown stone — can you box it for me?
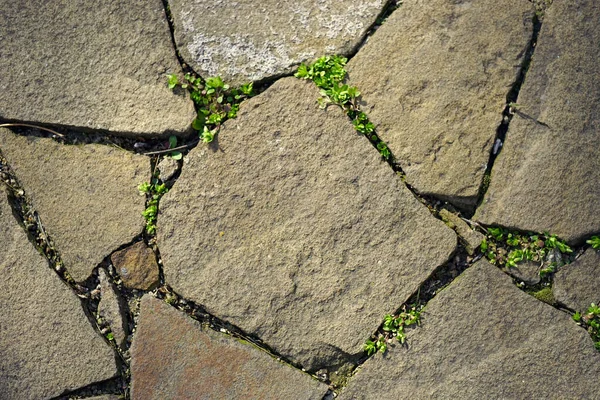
[111,242,159,290]
[130,296,328,400]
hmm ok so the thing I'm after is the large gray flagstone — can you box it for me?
[474,1,600,243]
[346,0,534,210]
[0,128,149,281]
[168,0,387,85]
[0,0,195,136]
[0,186,117,400]
[158,77,456,371]
[338,260,600,399]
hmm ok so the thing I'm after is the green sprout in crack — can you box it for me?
[573,304,600,351]
[586,236,600,249]
[480,227,572,278]
[295,56,392,161]
[167,73,254,143]
[364,305,421,356]
[138,178,168,235]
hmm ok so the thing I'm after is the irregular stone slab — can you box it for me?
[0,187,117,400]
[347,0,534,210]
[130,296,328,399]
[158,78,456,370]
[157,157,179,181]
[504,260,541,285]
[475,1,600,243]
[86,396,120,400]
[554,249,600,312]
[0,128,148,281]
[169,0,386,85]
[0,0,194,136]
[438,209,484,255]
[98,268,129,348]
[111,241,160,290]
[338,260,600,399]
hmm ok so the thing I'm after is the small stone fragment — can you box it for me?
[168,0,387,84]
[130,296,328,399]
[338,260,600,399]
[347,0,534,211]
[111,241,160,291]
[0,128,149,281]
[158,78,457,370]
[156,157,179,181]
[0,187,117,400]
[438,209,484,255]
[474,1,600,243]
[504,261,541,286]
[98,268,129,348]
[0,0,195,135]
[554,249,600,312]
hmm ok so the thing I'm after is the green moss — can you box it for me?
[532,287,555,305]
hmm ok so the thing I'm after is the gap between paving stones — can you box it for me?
[473,7,544,213]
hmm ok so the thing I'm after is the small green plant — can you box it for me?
[295,56,393,161]
[481,227,572,278]
[573,304,600,350]
[167,135,183,160]
[138,177,169,235]
[586,236,600,249]
[364,305,421,355]
[167,73,253,143]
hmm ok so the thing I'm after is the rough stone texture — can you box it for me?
[98,268,129,348]
[504,260,541,285]
[130,296,328,399]
[338,260,600,399]
[159,78,457,370]
[438,209,484,255]
[169,0,386,85]
[0,0,195,136]
[474,1,600,243]
[157,157,179,181]
[86,396,120,400]
[347,0,534,210]
[0,187,117,400]
[554,249,600,311]
[111,241,160,291]
[0,128,149,281]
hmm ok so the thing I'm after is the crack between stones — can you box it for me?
[0,150,133,398]
[473,12,543,213]
[47,377,122,400]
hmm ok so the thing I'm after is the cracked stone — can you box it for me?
[0,128,149,282]
[111,241,160,291]
[338,260,600,399]
[346,0,534,211]
[474,1,600,243]
[130,295,328,399]
[438,209,484,255]
[554,249,600,312]
[0,0,195,136]
[158,77,457,370]
[98,268,129,348]
[0,186,117,400]
[168,0,387,85]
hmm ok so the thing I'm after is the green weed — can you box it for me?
[167,73,253,143]
[295,56,392,161]
[573,304,600,351]
[364,305,421,355]
[138,176,169,235]
[586,236,600,249]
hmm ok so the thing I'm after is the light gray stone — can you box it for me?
[130,296,328,399]
[554,249,600,312]
[0,187,117,400]
[169,0,387,85]
[0,128,149,281]
[475,1,600,243]
[157,156,179,181]
[347,0,534,210]
[438,209,484,255]
[338,260,600,399]
[98,268,128,348]
[0,0,195,136]
[504,260,541,286]
[158,78,457,370]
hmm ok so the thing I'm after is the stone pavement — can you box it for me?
[1,0,599,399]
